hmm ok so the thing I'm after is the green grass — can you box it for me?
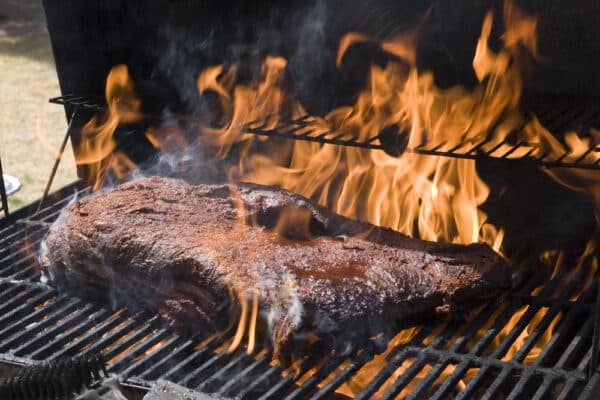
[0,35,78,213]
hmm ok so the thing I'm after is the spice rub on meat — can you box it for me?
[40,176,511,356]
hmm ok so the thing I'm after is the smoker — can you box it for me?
[1,0,600,398]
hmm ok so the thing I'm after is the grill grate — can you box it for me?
[1,185,599,399]
[50,94,600,170]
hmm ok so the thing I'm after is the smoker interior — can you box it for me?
[1,0,600,398]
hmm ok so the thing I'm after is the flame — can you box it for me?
[191,0,557,251]
[76,65,142,190]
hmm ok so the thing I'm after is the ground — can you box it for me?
[0,0,77,214]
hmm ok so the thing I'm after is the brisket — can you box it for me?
[39,176,511,357]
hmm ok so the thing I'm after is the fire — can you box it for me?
[76,65,142,190]
[195,4,543,250]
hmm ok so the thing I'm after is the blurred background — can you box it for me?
[0,0,76,212]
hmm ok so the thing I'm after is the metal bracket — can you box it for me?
[37,109,78,212]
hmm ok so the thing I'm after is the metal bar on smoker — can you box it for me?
[590,277,600,379]
[101,318,162,363]
[162,336,224,382]
[354,349,417,400]
[195,351,248,393]
[405,360,451,400]
[121,334,181,378]
[427,358,472,400]
[237,363,283,400]
[28,307,109,359]
[111,329,172,374]
[216,352,270,397]
[351,326,434,400]
[380,354,430,400]
[311,350,375,400]
[284,355,351,400]
[50,309,133,360]
[0,290,56,326]
[531,376,555,400]
[511,267,587,363]
[38,110,77,212]
[480,367,513,400]
[83,313,151,357]
[0,297,82,353]
[48,94,600,171]
[556,318,594,369]
[536,307,588,367]
[452,271,566,397]
[0,158,10,218]
[178,346,232,387]
[257,352,326,400]
[556,378,579,400]
[504,371,534,400]
[139,337,199,380]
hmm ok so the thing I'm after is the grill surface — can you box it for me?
[1,184,599,399]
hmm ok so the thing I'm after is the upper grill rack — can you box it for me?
[51,94,600,170]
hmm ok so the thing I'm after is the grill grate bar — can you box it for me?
[556,378,578,400]
[257,352,329,400]
[83,313,151,358]
[405,361,451,400]
[492,268,585,361]
[284,355,350,400]
[49,94,600,170]
[111,329,172,373]
[120,334,182,379]
[0,290,57,330]
[578,345,594,372]
[379,354,430,400]
[505,371,535,400]
[28,307,110,360]
[0,186,85,249]
[354,350,418,399]
[531,376,555,400]
[428,359,472,400]
[555,317,593,369]
[238,363,284,400]
[49,308,132,360]
[216,352,270,397]
[179,345,233,388]
[353,327,434,400]
[195,351,249,393]
[139,337,199,381]
[162,337,224,382]
[480,367,512,400]
[537,307,588,367]
[102,317,162,364]
[12,302,97,358]
[310,350,375,400]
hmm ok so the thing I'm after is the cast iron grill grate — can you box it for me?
[0,185,599,399]
[50,94,600,170]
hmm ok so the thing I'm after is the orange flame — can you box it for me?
[77,65,142,190]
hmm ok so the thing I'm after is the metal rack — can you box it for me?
[50,94,600,170]
[3,93,589,398]
[0,189,598,399]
